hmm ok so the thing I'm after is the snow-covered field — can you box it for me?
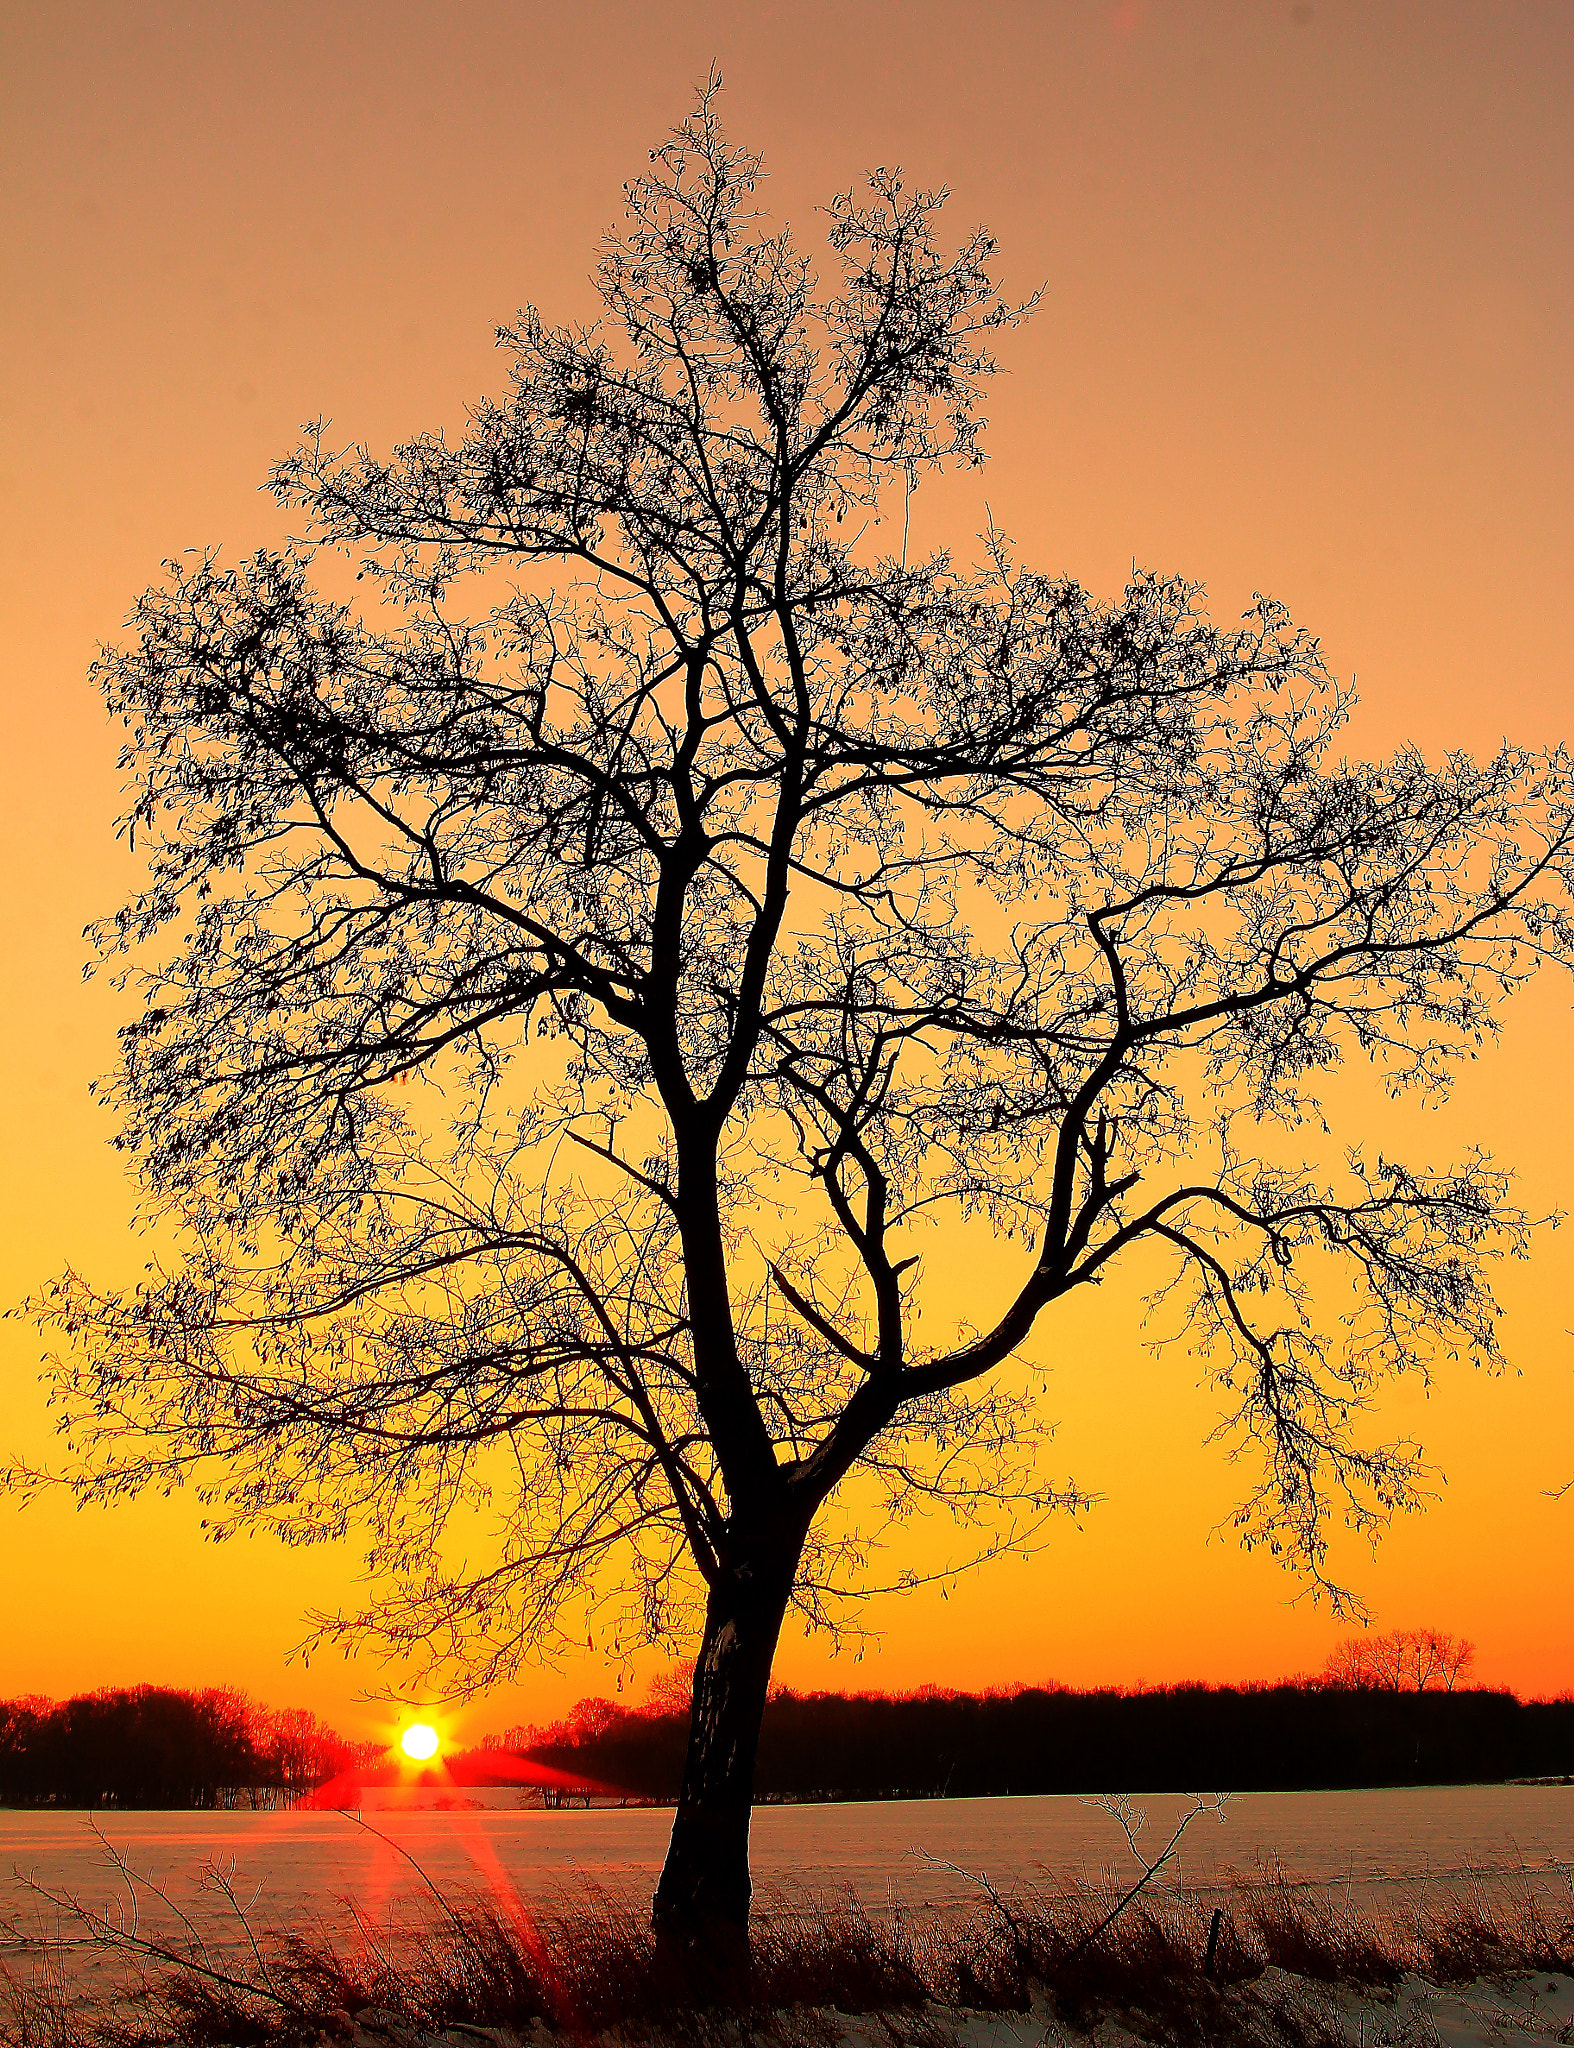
[3,1788,1571,2045]
[3,1784,1570,1931]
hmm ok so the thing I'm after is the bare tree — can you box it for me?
[24,89,1574,1933]
[1425,1630,1479,1692]
[1323,1628,1478,1692]
[259,1704,371,1797]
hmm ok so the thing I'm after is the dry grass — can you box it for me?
[3,1859,1571,2048]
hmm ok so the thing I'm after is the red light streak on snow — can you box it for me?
[287,1745,624,2028]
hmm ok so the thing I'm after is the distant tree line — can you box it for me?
[0,1688,373,1808]
[7,1641,1560,1810]
[514,1672,1574,1802]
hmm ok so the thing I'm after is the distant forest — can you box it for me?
[511,1682,1574,1803]
[0,1688,374,1808]
[6,1670,1572,1808]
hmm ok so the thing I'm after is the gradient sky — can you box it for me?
[2,0,1571,1741]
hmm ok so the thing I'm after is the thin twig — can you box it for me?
[916,1791,1232,1980]
[6,1873,311,2018]
[1060,1794,1231,1967]
[336,1810,471,1939]
[204,1855,277,1998]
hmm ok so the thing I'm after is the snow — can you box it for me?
[335,1973,1574,2048]
[1328,1970,1574,2046]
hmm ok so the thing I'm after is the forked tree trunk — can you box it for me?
[652,1543,800,1940]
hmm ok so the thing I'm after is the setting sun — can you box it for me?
[400,1724,439,1762]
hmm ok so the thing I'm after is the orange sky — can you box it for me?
[2,0,1571,1741]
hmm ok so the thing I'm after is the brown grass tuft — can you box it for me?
[4,1859,1571,2048]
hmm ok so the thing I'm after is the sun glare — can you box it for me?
[400,1723,440,1761]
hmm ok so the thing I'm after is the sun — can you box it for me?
[400,1723,440,1761]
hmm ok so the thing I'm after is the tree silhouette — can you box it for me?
[27,88,1574,1932]
[0,1687,366,1807]
[1322,1627,1477,1692]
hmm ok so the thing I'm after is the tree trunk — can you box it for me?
[652,1547,798,1941]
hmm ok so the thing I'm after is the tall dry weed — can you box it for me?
[4,1857,1570,2048]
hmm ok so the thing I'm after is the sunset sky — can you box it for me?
[2,0,1571,1742]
